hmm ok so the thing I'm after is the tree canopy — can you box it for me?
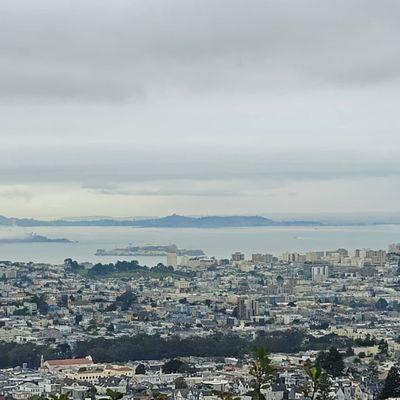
[162,359,194,374]
[316,347,344,377]
[380,366,400,399]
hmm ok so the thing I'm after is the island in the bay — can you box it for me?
[95,244,204,257]
[0,233,73,244]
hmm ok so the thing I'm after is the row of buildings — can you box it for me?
[0,242,399,399]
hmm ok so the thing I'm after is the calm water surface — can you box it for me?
[0,225,399,265]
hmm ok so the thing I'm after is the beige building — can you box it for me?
[64,364,134,383]
[281,252,306,263]
[41,356,94,372]
[166,252,178,268]
[306,251,325,262]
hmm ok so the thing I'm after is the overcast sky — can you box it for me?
[1,0,400,218]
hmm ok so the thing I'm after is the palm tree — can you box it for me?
[215,391,240,400]
[153,394,168,400]
[49,393,71,400]
[106,390,124,400]
[304,364,322,400]
[249,347,277,400]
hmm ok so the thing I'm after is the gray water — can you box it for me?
[0,225,399,265]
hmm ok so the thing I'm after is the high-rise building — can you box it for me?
[311,265,329,282]
[231,252,245,262]
[249,298,259,317]
[166,252,178,268]
[389,243,400,253]
[264,254,274,263]
[281,252,306,263]
[237,296,259,320]
[252,253,264,263]
[306,251,325,262]
[357,249,386,267]
[237,296,247,320]
[251,253,274,263]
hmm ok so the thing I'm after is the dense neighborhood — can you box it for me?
[1,244,400,399]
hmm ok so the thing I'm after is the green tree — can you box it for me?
[153,394,168,400]
[174,377,188,389]
[116,291,138,311]
[13,307,29,316]
[215,391,240,400]
[162,359,194,374]
[367,360,379,382]
[380,366,400,399]
[56,343,72,359]
[49,394,71,400]
[106,389,123,400]
[249,347,277,400]
[376,298,388,311]
[31,294,49,315]
[315,373,333,400]
[135,363,146,374]
[345,346,354,356]
[378,339,389,355]
[316,347,344,377]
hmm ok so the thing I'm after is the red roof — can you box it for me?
[45,357,93,366]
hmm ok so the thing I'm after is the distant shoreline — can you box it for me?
[0,214,322,228]
[0,213,400,228]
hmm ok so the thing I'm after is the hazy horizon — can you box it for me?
[2,211,400,225]
[2,0,400,217]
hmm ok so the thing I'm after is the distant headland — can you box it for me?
[0,233,73,244]
[0,214,322,228]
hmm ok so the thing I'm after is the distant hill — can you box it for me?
[132,214,276,228]
[0,214,322,227]
[131,214,322,227]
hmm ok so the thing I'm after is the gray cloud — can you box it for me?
[1,0,400,100]
[82,183,252,198]
[1,0,400,216]
[0,146,399,185]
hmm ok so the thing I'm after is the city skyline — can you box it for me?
[1,2,400,397]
